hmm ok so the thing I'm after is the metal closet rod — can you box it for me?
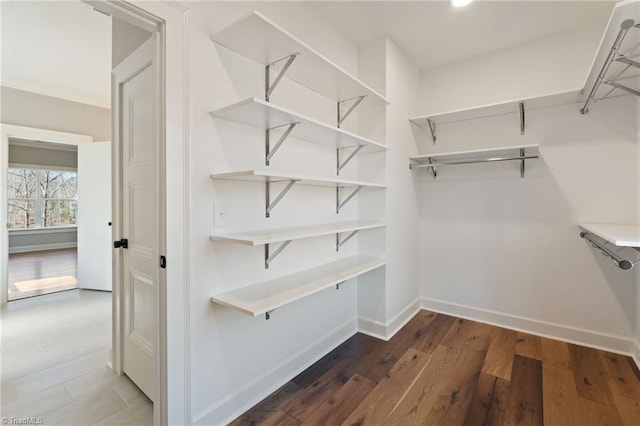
[412,154,538,168]
[581,19,639,114]
[579,231,638,271]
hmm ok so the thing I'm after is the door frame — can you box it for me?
[0,124,93,303]
[85,1,190,425]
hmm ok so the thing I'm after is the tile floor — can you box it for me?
[0,289,153,425]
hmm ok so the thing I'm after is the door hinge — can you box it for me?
[160,255,167,269]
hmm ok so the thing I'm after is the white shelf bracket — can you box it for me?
[336,186,363,214]
[266,180,299,217]
[604,80,640,97]
[580,231,639,270]
[265,53,300,101]
[337,95,366,128]
[265,122,299,166]
[264,240,292,269]
[337,145,364,175]
[519,102,525,135]
[427,119,436,144]
[520,148,526,178]
[336,230,359,252]
[336,280,345,290]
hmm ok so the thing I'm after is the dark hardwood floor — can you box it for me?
[231,310,640,425]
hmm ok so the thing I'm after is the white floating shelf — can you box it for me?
[211,255,385,317]
[212,11,389,110]
[578,223,640,247]
[210,169,386,189]
[410,90,583,127]
[210,221,385,246]
[410,144,540,165]
[211,98,387,152]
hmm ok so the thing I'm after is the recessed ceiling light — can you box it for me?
[451,0,473,7]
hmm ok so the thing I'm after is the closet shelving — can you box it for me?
[211,256,385,319]
[580,0,640,114]
[212,11,389,115]
[578,223,640,270]
[210,170,385,216]
[210,221,386,268]
[210,11,388,318]
[408,90,582,144]
[210,98,388,170]
[409,144,540,179]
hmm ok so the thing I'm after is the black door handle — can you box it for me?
[114,238,128,249]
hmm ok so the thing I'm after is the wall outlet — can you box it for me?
[213,203,226,228]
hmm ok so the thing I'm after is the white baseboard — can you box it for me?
[420,297,635,356]
[358,299,421,341]
[9,242,77,254]
[633,341,640,370]
[194,320,357,426]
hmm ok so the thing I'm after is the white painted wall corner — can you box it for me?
[358,299,421,341]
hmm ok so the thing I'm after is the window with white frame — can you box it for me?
[7,168,77,229]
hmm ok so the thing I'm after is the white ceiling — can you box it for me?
[311,1,615,70]
[1,0,112,108]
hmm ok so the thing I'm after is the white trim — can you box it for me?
[9,242,77,254]
[193,320,357,426]
[8,138,80,151]
[9,163,77,172]
[9,226,77,236]
[633,341,640,370]
[420,297,635,356]
[358,299,421,341]
[1,123,92,305]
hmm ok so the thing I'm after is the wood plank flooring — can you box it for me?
[8,248,78,301]
[231,311,640,425]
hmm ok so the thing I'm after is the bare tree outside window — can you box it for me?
[7,168,77,229]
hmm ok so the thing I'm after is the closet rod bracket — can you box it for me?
[265,122,299,166]
[427,119,437,144]
[337,145,364,174]
[520,148,526,178]
[264,240,292,269]
[337,95,366,128]
[265,310,275,320]
[265,53,300,101]
[336,185,363,213]
[336,230,359,252]
[266,179,299,217]
[519,102,525,135]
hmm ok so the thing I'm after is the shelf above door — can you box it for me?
[211,255,385,318]
[212,11,389,111]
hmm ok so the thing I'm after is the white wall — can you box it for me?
[419,24,605,116]
[112,17,152,68]
[0,87,110,141]
[184,3,388,423]
[417,22,639,353]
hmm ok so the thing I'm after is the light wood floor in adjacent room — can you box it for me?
[1,290,152,425]
[232,311,640,425]
[8,248,78,301]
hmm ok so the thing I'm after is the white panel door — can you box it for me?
[117,38,158,401]
[77,141,112,291]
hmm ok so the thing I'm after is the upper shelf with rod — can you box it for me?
[211,11,389,122]
[409,90,582,144]
[409,144,540,179]
[581,0,640,114]
[578,223,640,270]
